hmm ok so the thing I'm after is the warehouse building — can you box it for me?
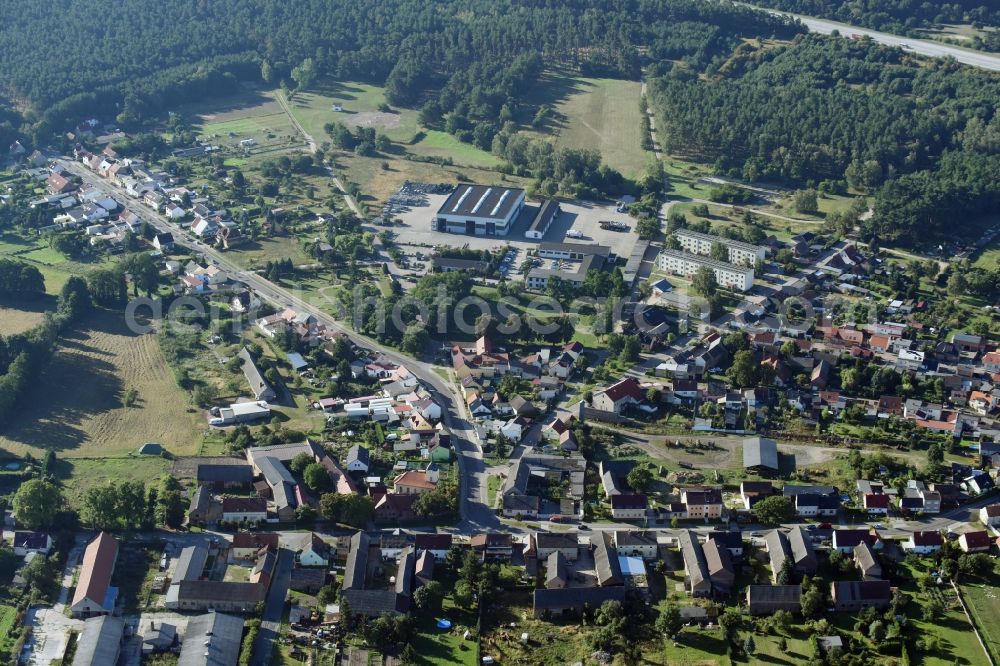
[433,184,525,237]
[211,401,271,426]
[525,199,560,239]
[674,229,766,267]
[657,249,755,292]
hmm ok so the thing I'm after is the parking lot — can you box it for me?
[391,192,643,261]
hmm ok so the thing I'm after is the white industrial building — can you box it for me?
[657,249,755,292]
[433,184,525,237]
[525,199,560,239]
[211,401,271,426]
[674,229,766,267]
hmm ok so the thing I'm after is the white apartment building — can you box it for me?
[657,249,755,292]
[674,229,766,267]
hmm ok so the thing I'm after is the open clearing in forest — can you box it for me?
[0,309,203,459]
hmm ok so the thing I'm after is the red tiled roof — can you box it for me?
[601,377,643,403]
[72,532,118,608]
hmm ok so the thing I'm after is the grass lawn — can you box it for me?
[57,457,171,508]
[972,214,1000,270]
[523,73,652,178]
[283,81,421,144]
[648,627,730,665]
[0,309,204,459]
[224,234,313,270]
[336,153,528,208]
[410,592,479,666]
[960,577,1000,665]
[410,130,502,168]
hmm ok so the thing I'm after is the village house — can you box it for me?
[591,377,644,414]
[71,532,119,618]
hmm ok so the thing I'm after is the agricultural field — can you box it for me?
[0,231,105,294]
[0,303,47,336]
[524,73,652,178]
[0,309,203,459]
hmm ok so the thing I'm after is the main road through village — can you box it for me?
[60,159,501,534]
[55,10,1000,537]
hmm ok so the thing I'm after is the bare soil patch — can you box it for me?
[342,111,402,130]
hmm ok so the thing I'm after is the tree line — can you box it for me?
[0,0,798,143]
[749,0,1000,50]
[647,35,1000,247]
[0,271,92,427]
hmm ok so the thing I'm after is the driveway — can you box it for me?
[26,544,84,665]
[251,548,294,666]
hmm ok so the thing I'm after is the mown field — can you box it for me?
[960,579,1000,665]
[523,73,652,178]
[179,86,303,154]
[0,309,203,459]
[0,303,47,336]
[282,81,421,144]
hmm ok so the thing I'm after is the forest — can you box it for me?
[0,0,798,145]
[647,35,1000,246]
[747,0,1000,49]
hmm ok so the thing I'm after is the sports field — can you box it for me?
[525,74,652,178]
[0,309,203,458]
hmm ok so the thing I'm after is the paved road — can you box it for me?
[60,158,500,533]
[251,547,294,666]
[744,3,1000,71]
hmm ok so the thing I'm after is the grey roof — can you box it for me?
[853,542,880,576]
[747,585,802,612]
[528,199,560,235]
[73,615,125,666]
[238,346,274,399]
[432,256,489,272]
[545,551,568,587]
[538,241,612,258]
[532,586,626,612]
[341,589,408,616]
[787,527,817,571]
[346,444,370,468]
[173,545,209,582]
[178,612,244,666]
[256,456,295,486]
[764,529,791,581]
[679,530,710,592]
[168,581,264,607]
[197,463,252,484]
[615,530,658,547]
[593,532,623,587]
[286,352,309,371]
[743,437,778,471]
[536,532,578,552]
[343,532,370,591]
[704,538,735,585]
[256,456,297,511]
[395,547,415,597]
[436,184,524,220]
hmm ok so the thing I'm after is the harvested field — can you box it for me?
[0,304,47,336]
[0,309,203,458]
